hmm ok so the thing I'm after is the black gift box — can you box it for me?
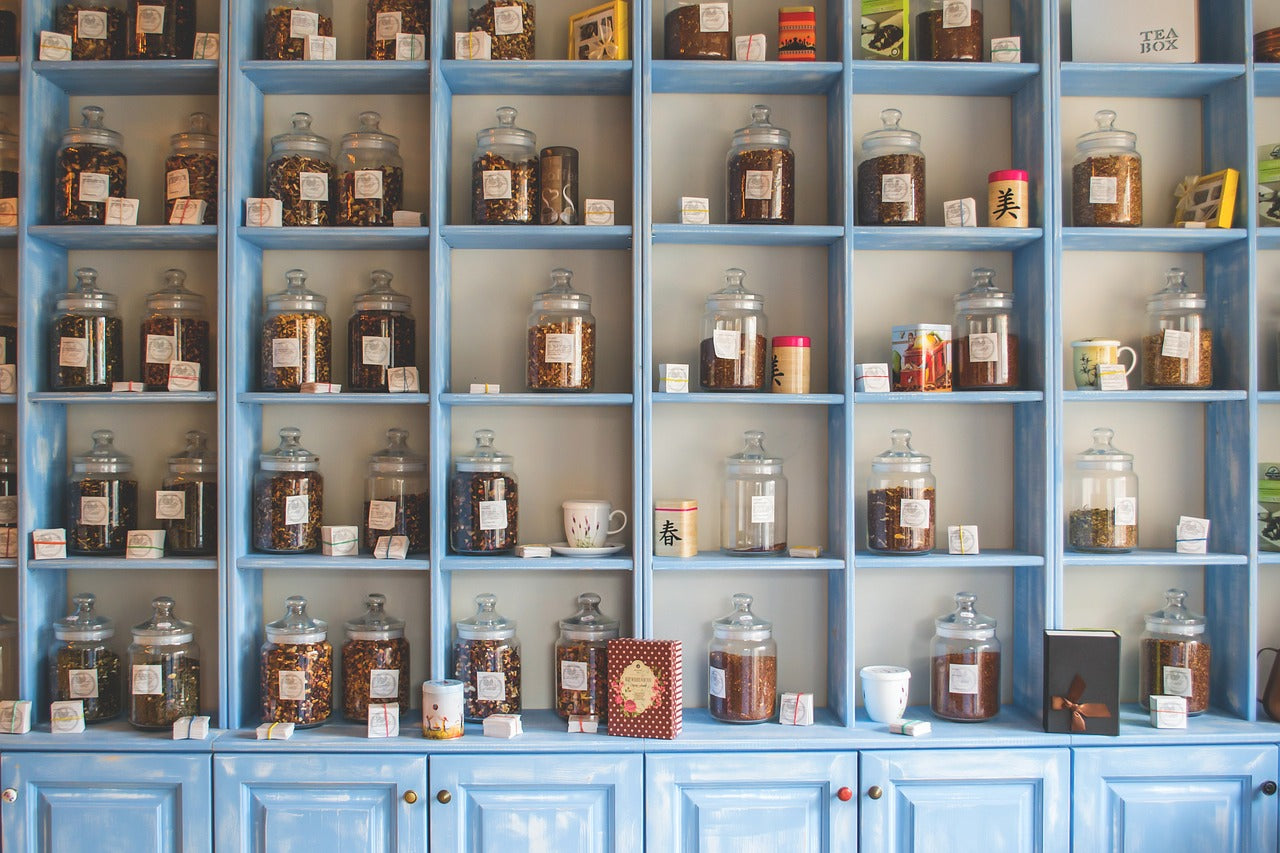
[1042,629,1120,736]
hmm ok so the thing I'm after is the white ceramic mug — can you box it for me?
[1071,339,1137,388]
[563,499,627,548]
[860,665,911,723]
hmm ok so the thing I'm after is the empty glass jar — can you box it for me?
[527,268,595,391]
[858,108,924,226]
[709,593,776,723]
[931,592,1000,722]
[165,112,217,224]
[953,267,1018,390]
[700,268,768,391]
[455,593,521,721]
[67,429,137,555]
[726,105,794,225]
[343,593,410,722]
[1143,268,1211,389]
[722,430,787,555]
[260,269,331,391]
[449,429,518,554]
[128,596,200,729]
[555,592,618,720]
[867,428,935,554]
[160,430,216,556]
[51,267,122,391]
[140,268,210,391]
[253,427,323,553]
[267,112,335,226]
[473,106,538,224]
[1139,588,1210,715]
[336,111,404,226]
[261,595,332,726]
[1068,427,1138,552]
[1072,109,1142,227]
[51,593,121,722]
[364,427,428,554]
[56,106,126,224]
[349,269,415,392]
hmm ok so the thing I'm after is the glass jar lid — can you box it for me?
[454,429,513,473]
[72,429,133,475]
[712,593,772,641]
[0,430,13,475]
[271,112,331,157]
[56,267,118,313]
[1074,427,1133,471]
[340,111,399,153]
[725,430,783,476]
[260,426,319,472]
[1147,268,1206,312]
[266,269,326,313]
[352,269,411,313]
[146,268,206,315]
[131,595,195,645]
[1075,109,1137,154]
[860,108,920,154]
[533,268,591,312]
[1144,588,1206,636]
[935,592,996,640]
[731,104,790,149]
[53,593,114,641]
[872,428,930,474]
[345,593,405,641]
[170,111,217,152]
[369,427,426,474]
[168,429,214,475]
[705,268,764,312]
[559,592,619,640]
[456,592,516,640]
[266,595,327,644]
[954,268,1013,312]
[62,105,123,149]
[476,106,535,149]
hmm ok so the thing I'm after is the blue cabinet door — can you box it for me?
[1073,744,1279,853]
[429,753,643,853]
[214,754,426,853]
[645,751,858,852]
[0,752,212,853]
[860,748,1070,853]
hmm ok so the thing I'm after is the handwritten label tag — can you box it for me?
[304,34,337,60]
[105,197,139,225]
[168,198,207,225]
[1096,363,1128,390]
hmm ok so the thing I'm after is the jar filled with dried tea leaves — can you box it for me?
[0,113,18,202]
[261,595,332,726]
[867,428,935,554]
[952,267,1018,390]
[263,0,333,60]
[343,593,410,722]
[1143,267,1212,389]
[700,267,768,390]
[0,431,15,535]
[449,429,518,554]
[1072,109,1142,227]
[1140,588,1210,715]
[253,427,323,553]
[51,593,121,722]
[260,268,331,391]
[141,268,210,391]
[50,267,122,391]
[126,0,194,58]
[56,0,125,59]
[709,593,776,723]
[67,429,137,555]
[55,106,126,224]
[722,430,787,555]
[364,427,428,553]
[267,113,335,227]
[916,0,982,61]
[473,106,538,224]
[165,112,217,225]
[160,430,216,556]
[468,0,534,59]
[858,108,924,226]
[367,0,428,59]
[931,591,1000,722]
[349,269,415,392]
[664,0,731,59]
[127,596,200,729]
[0,280,13,381]
[0,615,15,701]
[726,104,794,225]
[527,267,595,391]
[336,111,404,227]
[455,593,521,721]
[1068,427,1138,552]
[555,592,617,720]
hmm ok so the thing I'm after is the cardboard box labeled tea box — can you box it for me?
[1071,0,1198,63]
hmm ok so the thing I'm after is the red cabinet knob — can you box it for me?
[837,787,853,802]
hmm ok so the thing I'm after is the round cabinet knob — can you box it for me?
[1,788,15,804]
[836,787,853,802]
[436,790,452,804]
[867,786,883,800]
[404,790,418,804]
[1263,781,1277,796]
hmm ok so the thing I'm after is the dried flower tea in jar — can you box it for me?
[141,268,210,391]
[367,0,428,59]
[866,428,935,554]
[700,267,768,391]
[50,267,122,391]
[128,596,200,729]
[468,0,534,59]
[952,267,1018,390]
[67,429,137,555]
[1143,268,1212,389]
[449,429,517,554]
[55,106,126,224]
[261,595,332,726]
[336,111,404,227]
[455,593,521,721]
[1072,110,1142,227]
[343,593,410,722]
[664,0,731,59]
[266,113,335,227]
[1068,427,1138,552]
[915,0,983,61]
[364,428,428,553]
[857,108,924,226]
[709,593,777,723]
[160,430,216,556]
[1139,588,1211,715]
[726,105,795,225]
[51,593,121,722]
[473,106,538,224]
[126,0,194,58]
[931,592,1000,722]
[260,268,331,391]
[263,0,333,60]
[555,592,618,720]
[349,269,416,392]
[722,431,788,555]
[165,112,217,224]
[56,0,125,59]
[527,268,595,391]
[253,427,323,553]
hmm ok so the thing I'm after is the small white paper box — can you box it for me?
[0,364,13,395]
[245,198,283,227]
[789,545,822,558]
[779,692,814,726]
[0,198,16,227]
[387,366,420,392]
[679,197,710,224]
[469,383,500,394]
[1096,363,1129,391]
[172,715,210,740]
[990,36,1020,62]
[32,529,67,560]
[1150,695,1188,729]
[38,31,72,61]
[300,381,341,393]
[483,713,523,738]
[584,199,615,225]
[192,32,219,59]
[456,31,492,59]
[50,700,85,734]
[0,528,17,559]
[321,525,359,557]
[890,718,932,736]
[943,197,978,227]
[112,381,145,392]
[734,33,767,61]
[854,363,891,393]
[0,700,32,734]
[1176,516,1210,554]
[392,210,422,227]
[304,34,337,60]
[167,361,201,392]
[567,714,599,733]
[395,33,426,60]
[374,535,409,559]
[168,198,207,225]
[125,530,166,559]
[947,525,980,555]
[658,363,689,393]
[368,703,401,738]
[515,544,551,558]
[105,198,140,225]
[256,721,296,740]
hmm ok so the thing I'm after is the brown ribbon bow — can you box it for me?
[1051,674,1112,732]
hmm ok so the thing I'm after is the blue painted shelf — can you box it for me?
[855,549,1045,568]
[28,225,217,249]
[33,60,218,95]
[30,391,217,404]
[1063,389,1248,403]
[0,227,15,247]
[0,394,15,405]
[1256,64,1280,97]
[1062,550,1248,567]
[0,61,16,94]
[851,60,1039,96]
[1060,63,1245,97]
[1257,230,1280,250]
[651,555,844,571]
[652,224,842,245]
[236,392,430,405]
[441,225,631,250]
[237,226,428,250]
[441,60,632,95]
[439,555,632,571]
[29,558,217,571]
[439,392,632,406]
[1060,227,1245,252]
[0,558,15,569]
[653,392,842,405]
[1260,392,1280,404]
[850,226,1043,250]
[854,391,1044,404]
[237,555,430,571]
[240,60,430,94]
[652,60,842,94]
[1261,553,1280,565]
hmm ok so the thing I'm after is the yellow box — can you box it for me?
[569,0,629,60]
[1174,167,1238,229]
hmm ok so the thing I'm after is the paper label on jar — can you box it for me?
[137,5,165,34]
[298,171,329,201]
[699,2,729,32]
[59,337,88,368]
[166,168,191,200]
[744,170,774,200]
[78,173,110,203]
[942,0,971,28]
[948,663,979,694]
[0,496,15,525]
[476,670,506,701]
[1089,176,1118,204]
[493,5,524,35]
[899,498,930,529]
[167,361,200,391]
[881,174,913,204]
[80,496,109,526]
[750,494,775,523]
[1114,496,1137,526]
[478,499,508,531]
[1161,329,1193,359]
[272,337,302,368]
[132,664,163,695]
[483,169,513,200]
[368,499,397,530]
[544,333,575,363]
[967,332,999,363]
[146,334,176,364]
[376,10,402,39]
[363,336,391,366]
[712,329,741,359]
[560,659,589,692]
[77,9,108,38]
[354,170,384,200]
[284,494,309,526]
[290,9,319,38]
[278,670,306,700]
[369,669,399,698]
[709,665,726,699]
[68,669,99,698]
[155,490,186,520]
[1163,665,1193,697]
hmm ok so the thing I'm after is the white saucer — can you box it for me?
[550,542,627,557]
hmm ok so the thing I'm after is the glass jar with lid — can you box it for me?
[1072,109,1142,227]
[1139,588,1210,715]
[56,0,125,59]
[722,430,787,555]
[261,595,332,726]
[364,427,428,553]
[858,108,924,226]
[555,592,618,720]
[700,268,768,391]
[260,268,331,391]
[263,0,333,59]
[726,105,794,225]
[527,267,595,391]
[51,267,122,391]
[953,267,1018,390]
[0,431,14,533]
[449,429,518,554]
[349,269,415,392]
[916,0,983,60]
[709,593,776,723]
[164,112,217,225]
[473,106,538,224]
[0,614,14,700]
[336,111,404,227]
[266,113,335,227]
[127,596,200,729]
[67,429,137,555]
[343,593,410,722]
[51,593,121,722]
[867,428,935,554]
[55,106,126,224]
[1068,427,1138,552]
[454,593,521,721]
[0,113,17,201]
[126,0,194,58]
[467,0,533,59]
[931,592,1000,722]
[141,268,210,391]
[367,0,428,59]
[253,427,323,553]
[664,0,731,59]
[160,430,216,556]
[1143,268,1211,389]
